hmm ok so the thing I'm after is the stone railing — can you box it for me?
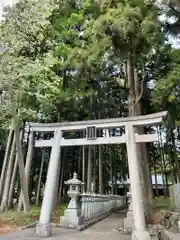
[80,193,125,225]
[108,194,126,210]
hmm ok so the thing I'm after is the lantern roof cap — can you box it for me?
[64,172,83,185]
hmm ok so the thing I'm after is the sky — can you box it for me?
[0,0,14,7]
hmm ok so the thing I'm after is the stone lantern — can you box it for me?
[60,173,84,228]
[65,172,83,196]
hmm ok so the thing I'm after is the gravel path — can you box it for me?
[0,212,130,240]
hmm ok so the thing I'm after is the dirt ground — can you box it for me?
[1,212,131,240]
[0,223,17,235]
[0,207,62,236]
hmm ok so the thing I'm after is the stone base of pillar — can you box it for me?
[131,230,151,240]
[60,216,84,228]
[36,223,52,237]
[60,209,84,229]
[124,210,134,232]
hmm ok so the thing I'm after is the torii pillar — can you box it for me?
[36,130,61,237]
[126,124,150,240]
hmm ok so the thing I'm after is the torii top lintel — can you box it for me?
[29,111,168,132]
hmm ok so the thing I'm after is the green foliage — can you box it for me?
[0,0,66,125]
[0,0,56,58]
[153,49,180,122]
[75,0,162,63]
[0,51,63,125]
[153,197,171,210]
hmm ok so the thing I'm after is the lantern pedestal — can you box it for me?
[60,196,84,228]
[60,208,84,228]
[60,173,84,228]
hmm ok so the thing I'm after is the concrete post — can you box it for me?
[36,130,61,237]
[125,124,150,240]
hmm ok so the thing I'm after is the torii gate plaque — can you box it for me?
[31,111,167,240]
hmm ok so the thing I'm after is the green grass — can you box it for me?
[153,197,171,210]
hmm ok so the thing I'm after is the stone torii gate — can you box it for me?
[30,111,167,240]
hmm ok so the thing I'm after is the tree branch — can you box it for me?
[168,4,180,17]
[135,79,144,105]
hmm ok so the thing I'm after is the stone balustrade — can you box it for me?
[78,193,126,230]
[108,194,126,210]
[81,194,108,222]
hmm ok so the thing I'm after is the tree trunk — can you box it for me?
[57,147,67,204]
[82,145,85,192]
[127,53,136,116]
[87,146,92,193]
[127,53,152,216]
[0,133,16,211]
[58,157,64,205]
[36,149,45,206]
[18,131,34,211]
[13,117,30,212]
[134,67,153,212]
[164,173,169,197]
[92,146,97,193]
[78,146,81,177]
[99,145,103,194]
[110,146,113,194]
[127,56,148,214]
[153,159,159,197]
[159,129,169,197]
[8,130,23,208]
[114,166,118,195]
[53,150,61,209]
[171,127,180,182]
[170,149,178,183]
[159,157,166,198]
[8,153,18,208]
[0,127,14,200]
